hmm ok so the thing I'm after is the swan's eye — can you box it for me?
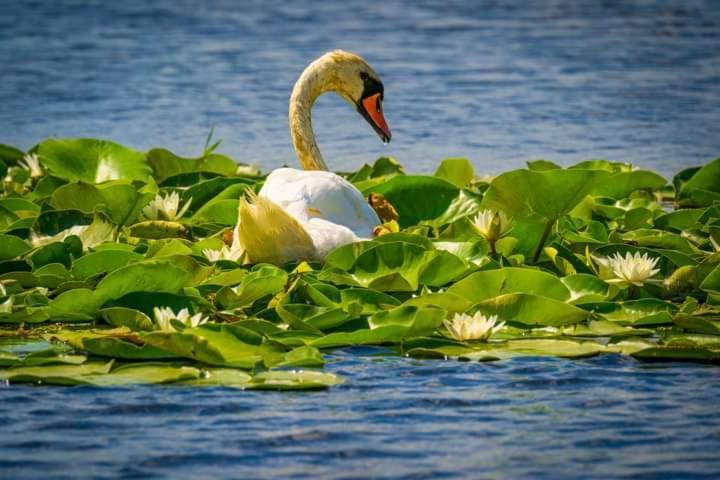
[359,72,369,81]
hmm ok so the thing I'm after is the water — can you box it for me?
[1,0,719,177]
[2,349,720,479]
[2,1,720,478]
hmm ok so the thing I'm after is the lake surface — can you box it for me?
[1,0,719,177]
[2,347,720,479]
[2,0,720,478]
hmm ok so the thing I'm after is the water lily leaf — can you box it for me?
[424,190,483,229]
[0,197,40,215]
[419,250,472,287]
[474,293,590,327]
[129,220,189,239]
[700,265,720,295]
[663,334,720,349]
[0,346,85,368]
[561,274,612,304]
[677,158,720,207]
[181,177,254,211]
[48,288,100,321]
[349,156,405,189]
[434,157,474,188]
[278,304,353,331]
[569,159,636,173]
[70,250,143,281]
[368,305,446,337]
[216,265,288,309]
[179,368,252,387]
[95,260,192,305]
[142,323,285,369]
[82,336,179,360]
[527,160,561,171]
[190,199,239,226]
[247,370,343,390]
[606,338,658,355]
[588,170,666,199]
[83,363,201,385]
[339,288,400,314]
[673,313,720,335]
[0,234,30,261]
[403,292,473,314]
[486,339,607,359]
[654,209,706,231]
[0,360,114,385]
[311,325,420,349]
[146,148,238,182]
[321,241,427,292]
[275,345,325,368]
[35,138,152,183]
[100,307,155,331]
[632,346,720,363]
[413,338,607,361]
[50,181,149,226]
[448,267,571,303]
[620,229,699,254]
[481,169,601,222]
[561,320,652,337]
[105,292,196,319]
[589,299,678,326]
[363,175,459,228]
[0,144,25,167]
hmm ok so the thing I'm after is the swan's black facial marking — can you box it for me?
[359,71,384,101]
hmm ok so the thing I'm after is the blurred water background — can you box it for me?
[1,0,719,177]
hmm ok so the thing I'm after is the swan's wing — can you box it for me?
[259,168,379,238]
[236,191,317,264]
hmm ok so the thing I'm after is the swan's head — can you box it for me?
[324,50,392,143]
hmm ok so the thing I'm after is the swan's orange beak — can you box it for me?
[359,93,391,143]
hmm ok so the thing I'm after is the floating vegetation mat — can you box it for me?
[1,139,719,390]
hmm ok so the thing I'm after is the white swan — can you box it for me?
[234,50,392,264]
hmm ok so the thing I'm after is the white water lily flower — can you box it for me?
[142,192,192,221]
[202,243,244,262]
[604,252,661,287]
[471,209,512,242]
[18,153,44,178]
[153,306,208,332]
[443,312,505,342]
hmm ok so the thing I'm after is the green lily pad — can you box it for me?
[35,138,152,183]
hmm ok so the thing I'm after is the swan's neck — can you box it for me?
[289,57,343,171]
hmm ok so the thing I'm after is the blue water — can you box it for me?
[1,0,719,177]
[2,349,720,479]
[3,0,720,478]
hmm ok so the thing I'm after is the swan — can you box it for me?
[234,50,392,264]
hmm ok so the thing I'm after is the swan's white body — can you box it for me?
[258,168,379,259]
[235,50,390,264]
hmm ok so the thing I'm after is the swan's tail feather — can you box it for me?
[236,191,317,264]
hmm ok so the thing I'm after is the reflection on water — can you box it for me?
[1,0,719,177]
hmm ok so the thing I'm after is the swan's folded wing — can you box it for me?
[260,168,379,238]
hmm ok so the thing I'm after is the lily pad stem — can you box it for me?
[532,219,555,264]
